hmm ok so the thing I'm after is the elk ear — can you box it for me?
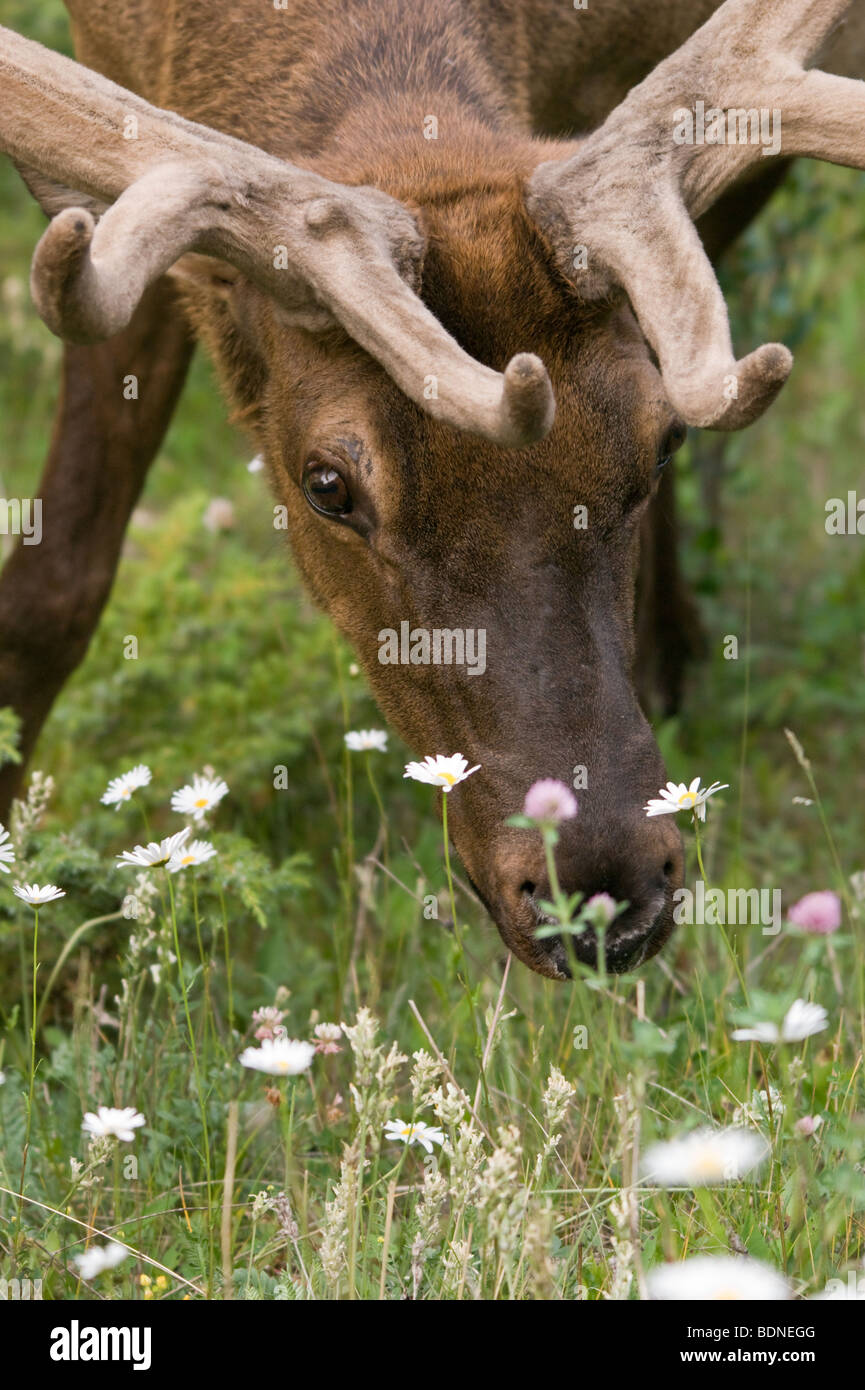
[170,254,270,423]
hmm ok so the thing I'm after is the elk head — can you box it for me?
[2,0,862,978]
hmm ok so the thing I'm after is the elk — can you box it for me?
[1,0,863,980]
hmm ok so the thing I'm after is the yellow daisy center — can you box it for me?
[715,1289,742,1300]
[677,791,698,808]
[400,1126,415,1137]
[693,1153,724,1178]
[439,773,456,786]
[194,796,209,808]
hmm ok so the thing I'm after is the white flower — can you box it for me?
[247,454,265,473]
[644,777,728,822]
[0,1070,5,1085]
[203,497,235,532]
[344,729,388,752]
[732,999,828,1044]
[0,824,15,874]
[13,883,65,906]
[404,753,480,793]
[100,764,152,810]
[641,1127,768,1187]
[117,826,191,869]
[239,1036,315,1076]
[647,1255,790,1301]
[75,1242,128,1280]
[82,1106,146,1142]
[166,839,217,873]
[171,774,229,822]
[383,1119,445,1154]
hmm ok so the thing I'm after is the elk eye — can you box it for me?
[656,419,687,473]
[303,458,352,517]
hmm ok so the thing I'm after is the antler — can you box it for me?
[0,26,553,448]
[527,0,863,430]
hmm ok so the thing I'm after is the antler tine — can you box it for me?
[0,25,554,448]
[527,0,863,431]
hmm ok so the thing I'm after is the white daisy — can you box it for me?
[403,753,480,793]
[82,1106,146,1142]
[100,764,152,810]
[732,999,828,1045]
[166,839,217,873]
[647,1255,790,1301]
[641,1127,768,1187]
[644,777,729,822]
[170,774,229,822]
[13,883,65,906]
[344,729,389,752]
[75,1242,129,1280]
[383,1118,445,1154]
[247,454,265,473]
[117,827,191,869]
[0,824,15,874]
[239,1036,315,1076]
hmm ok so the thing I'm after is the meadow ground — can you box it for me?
[0,0,864,1303]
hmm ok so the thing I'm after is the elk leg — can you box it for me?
[0,276,193,818]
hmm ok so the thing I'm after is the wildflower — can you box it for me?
[647,1255,790,1301]
[82,1106,146,1142]
[74,1242,128,1280]
[410,1049,442,1108]
[0,824,15,873]
[202,497,235,532]
[795,1114,823,1137]
[13,883,65,906]
[403,753,479,792]
[247,454,264,473]
[732,1087,785,1129]
[252,1006,288,1041]
[542,1065,576,1137]
[170,774,229,822]
[522,779,577,824]
[166,838,217,873]
[239,1036,315,1076]
[584,892,618,927]
[732,998,828,1044]
[100,764,152,810]
[383,1119,445,1154]
[788,890,842,935]
[641,1127,768,1186]
[430,1081,472,1128]
[644,777,728,822]
[344,729,388,752]
[117,826,190,869]
[313,1022,343,1054]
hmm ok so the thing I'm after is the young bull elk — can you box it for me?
[1,0,863,979]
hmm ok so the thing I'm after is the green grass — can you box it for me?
[0,0,864,1302]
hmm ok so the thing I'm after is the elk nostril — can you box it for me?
[520,880,536,897]
[663,859,675,877]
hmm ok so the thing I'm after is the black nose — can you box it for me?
[520,817,682,974]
